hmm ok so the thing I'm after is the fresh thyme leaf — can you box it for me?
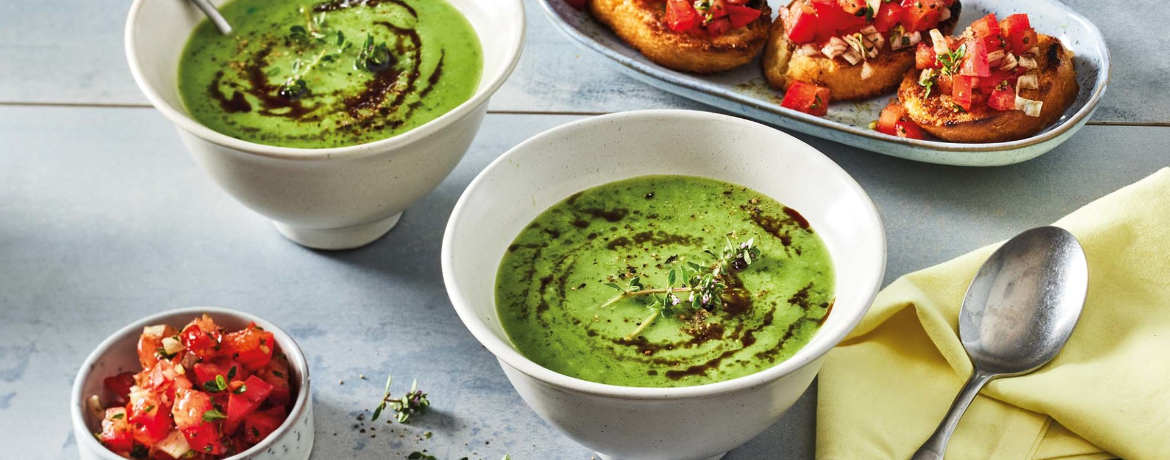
[279,78,310,100]
[604,282,624,292]
[202,374,228,393]
[201,408,227,422]
[336,30,346,46]
[288,25,309,43]
[373,374,430,423]
[938,44,967,76]
[227,366,237,380]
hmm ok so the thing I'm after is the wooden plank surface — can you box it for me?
[0,106,1167,459]
[0,0,1164,125]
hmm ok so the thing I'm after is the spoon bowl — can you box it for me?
[912,226,1088,460]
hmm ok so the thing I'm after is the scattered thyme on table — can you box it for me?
[598,234,763,340]
[372,374,430,423]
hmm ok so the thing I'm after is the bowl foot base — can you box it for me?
[273,212,403,250]
[595,453,726,460]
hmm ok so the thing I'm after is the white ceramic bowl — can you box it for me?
[442,110,887,460]
[125,0,525,250]
[71,307,313,460]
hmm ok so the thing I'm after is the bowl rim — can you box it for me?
[441,109,887,400]
[123,0,526,161]
[70,306,312,460]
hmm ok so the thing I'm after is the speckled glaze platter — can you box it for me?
[539,0,1110,167]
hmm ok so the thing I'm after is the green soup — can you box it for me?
[178,0,482,148]
[496,176,836,388]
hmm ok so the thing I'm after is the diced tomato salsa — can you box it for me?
[780,81,831,116]
[910,13,1037,114]
[783,0,955,45]
[875,102,926,139]
[663,0,763,37]
[93,315,293,459]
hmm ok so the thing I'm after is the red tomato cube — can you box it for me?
[223,324,275,369]
[705,17,734,37]
[226,376,275,434]
[99,408,135,454]
[915,43,939,69]
[873,2,904,33]
[726,4,762,28]
[785,3,820,43]
[780,81,831,117]
[137,325,176,369]
[256,354,292,406]
[900,0,944,32]
[959,38,991,77]
[951,75,977,111]
[1000,14,1037,53]
[876,103,908,136]
[970,13,998,39]
[104,372,136,407]
[129,390,173,446]
[836,0,866,14]
[666,0,699,32]
[894,120,926,139]
[242,407,287,445]
[988,85,1016,111]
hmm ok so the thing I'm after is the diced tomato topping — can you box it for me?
[242,407,287,445]
[129,390,173,446]
[900,0,945,32]
[223,324,275,370]
[137,325,176,369]
[876,103,907,136]
[226,376,275,434]
[952,75,977,111]
[726,4,762,28]
[180,324,217,360]
[705,17,734,37]
[811,0,865,41]
[172,389,225,455]
[872,2,904,32]
[915,43,939,69]
[665,0,700,32]
[959,38,991,77]
[786,3,820,43]
[935,73,954,95]
[836,0,866,14]
[193,357,240,388]
[988,84,1016,111]
[100,408,135,454]
[780,81,831,117]
[104,372,136,407]
[563,0,588,10]
[255,355,292,406]
[970,13,999,40]
[1000,14,1036,54]
[894,120,926,139]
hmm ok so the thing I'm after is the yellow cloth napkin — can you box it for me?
[817,168,1170,460]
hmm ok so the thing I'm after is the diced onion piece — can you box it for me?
[986,49,1005,63]
[143,325,167,336]
[87,395,104,422]
[161,336,184,355]
[861,61,875,79]
[1000,53,1018,71]
[1027,46,1040,55]
[1015,96,1043,117]
[930,29,949,55]
[919,68,937,86]
[156,430,193,459]
[822,37,848,58]
[1018,56,1038,69]
[174,364,186,375]
[1016,74,1039,90]
[860,25,879,35]
[800,43,819,56]
[842,50,862,65]
[908,31,922,45]
[939,6,952,21]
[867,32,885,52]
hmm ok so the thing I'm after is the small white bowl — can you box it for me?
[71,307,313,460]
[442,110,887,460]
[124,0,525,250]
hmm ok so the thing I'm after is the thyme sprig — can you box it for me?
[372,374,430,423]
[937,44,967,76]
[599,235,762,339]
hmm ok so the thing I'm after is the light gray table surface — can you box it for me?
[0,0,1166,459]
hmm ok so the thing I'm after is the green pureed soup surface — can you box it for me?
[496,176,836,387]
[178,0,482,148]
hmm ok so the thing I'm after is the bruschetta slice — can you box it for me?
[763,0,961,101]
[895,13,1078,143]
[589,0,773,74]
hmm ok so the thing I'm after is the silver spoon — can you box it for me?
[189,0,233,35]
[910,226,1088,460]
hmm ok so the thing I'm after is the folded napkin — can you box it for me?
[817,168,1170,460]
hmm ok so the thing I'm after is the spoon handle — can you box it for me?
[910,371,995,460]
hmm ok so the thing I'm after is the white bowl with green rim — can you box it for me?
[125,0,525,250]
[442,110,887,460]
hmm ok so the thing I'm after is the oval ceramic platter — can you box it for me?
[539,0,1110,167]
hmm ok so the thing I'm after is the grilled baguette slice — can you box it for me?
[762,0,961,101]
[589,0,772,74]
[897,33,1078,143]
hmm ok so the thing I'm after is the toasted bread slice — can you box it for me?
[762,0,961,101]
[897,34,1078,143]
[589,0,773,74]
